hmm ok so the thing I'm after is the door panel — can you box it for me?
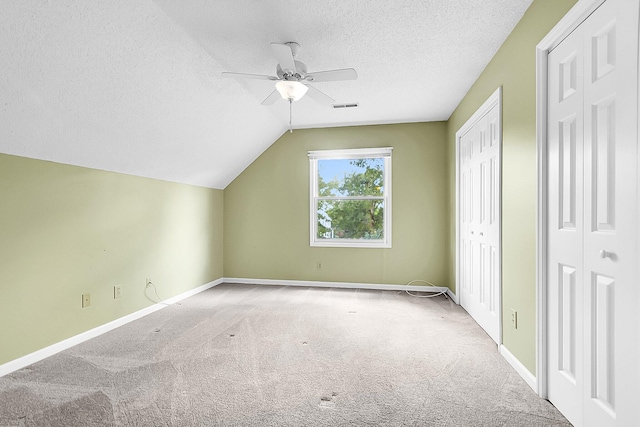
[548,18,585,426]
[590,96,615,232]
[591,273,615,414]
[558,264,577,381]
[581,1,638,425]
[559,115,577,230]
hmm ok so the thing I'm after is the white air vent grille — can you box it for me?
[332,103,359,109]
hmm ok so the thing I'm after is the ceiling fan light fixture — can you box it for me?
[276,80,308,101]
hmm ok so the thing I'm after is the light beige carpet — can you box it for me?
[0,284,570,426]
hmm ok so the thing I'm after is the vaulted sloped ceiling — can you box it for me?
[0,0,533,189]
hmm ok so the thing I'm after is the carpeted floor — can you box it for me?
[0,284,570,426]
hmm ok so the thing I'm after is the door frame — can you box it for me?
[455,86,503,343]
[535,0,608,399]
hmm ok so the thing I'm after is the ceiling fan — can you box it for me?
[222,42,358,131]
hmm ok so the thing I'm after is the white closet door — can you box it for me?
[459,99,501,344]
[581,0,638,424]
[547,18,586,426]
[547,0,639,425]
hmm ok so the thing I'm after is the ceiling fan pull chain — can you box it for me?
[289,98,293,133]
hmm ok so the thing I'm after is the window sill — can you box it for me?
[311,240,391,249]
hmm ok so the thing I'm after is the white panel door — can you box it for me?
[546,0,639,425]
[459,97,501,344]
[547,18,586,426]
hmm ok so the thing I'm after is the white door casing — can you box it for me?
[541,0,639,426]
[456,88,502,344]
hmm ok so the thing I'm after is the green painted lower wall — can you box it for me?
[0,153,223,366]
[224,122,450,288]
[446,0,577,374]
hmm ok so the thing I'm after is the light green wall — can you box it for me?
[0,0,578,376]
[224,122,450,287]
[446,0,576,373]
[0,153,223,365]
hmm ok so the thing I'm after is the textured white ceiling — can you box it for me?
[0,0,534,189]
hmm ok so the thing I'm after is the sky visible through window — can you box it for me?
[318,159,357,182]
[318,158,384,196]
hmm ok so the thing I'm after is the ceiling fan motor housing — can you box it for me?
[276,61,307,81]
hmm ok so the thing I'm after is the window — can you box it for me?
[309,147,392,248]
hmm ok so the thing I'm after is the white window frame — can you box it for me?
[308,147,392,248]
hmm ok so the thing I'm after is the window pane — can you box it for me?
[318,158,384,197]
[317,199,384,240]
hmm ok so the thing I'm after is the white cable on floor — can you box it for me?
[404,279,448,299]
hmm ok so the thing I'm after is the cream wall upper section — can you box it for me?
[224,123,450,287]
[0,153,223,365]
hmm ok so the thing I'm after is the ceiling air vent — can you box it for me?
[332,103,359,109]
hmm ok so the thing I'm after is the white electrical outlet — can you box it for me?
[82,293,91,308]
[114,285,122,299]
[511,309,518,329]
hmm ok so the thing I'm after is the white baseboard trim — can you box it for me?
[0,279,223,378]
[223,277,451,295]
[500,344,537,392]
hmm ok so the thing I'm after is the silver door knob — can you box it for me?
[600,249,611,259]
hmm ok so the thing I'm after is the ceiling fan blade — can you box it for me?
[261,90,281,106]
[270,43,297,74]
[305,68,358,82]
[222,72,278,81]
[305,84,335,106]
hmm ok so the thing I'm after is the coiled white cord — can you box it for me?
[404,279,448,299]
[145,280,172,306]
